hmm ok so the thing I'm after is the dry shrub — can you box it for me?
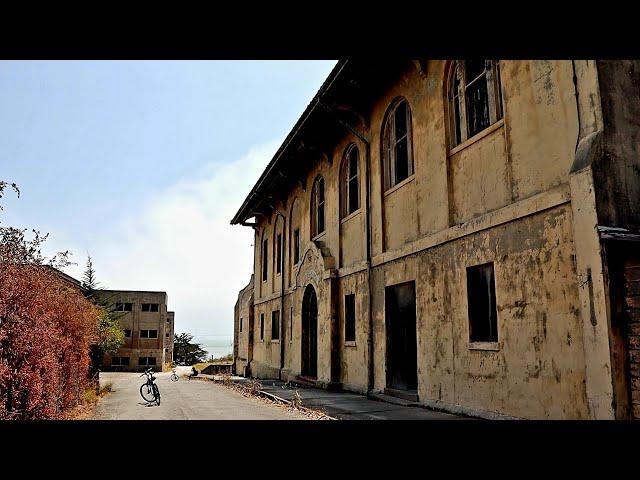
[0,264,100,419]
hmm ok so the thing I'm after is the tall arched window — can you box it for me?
[311,176,325,238]
[448,60,503,148]
[382,98,413,191]
[341,144,359,218]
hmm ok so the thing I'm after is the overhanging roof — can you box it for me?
[230,59,411,225]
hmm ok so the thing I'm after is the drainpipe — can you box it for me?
[572,60,582,153]
[317,100,375,393]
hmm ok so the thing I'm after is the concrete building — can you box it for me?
[98,290,175,372]
[231,60,640,420]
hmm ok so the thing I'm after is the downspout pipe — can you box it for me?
[317,100,375,393]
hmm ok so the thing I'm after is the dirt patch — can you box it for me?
[220,379,336,420]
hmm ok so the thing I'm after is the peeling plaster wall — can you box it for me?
[236,60,622,419]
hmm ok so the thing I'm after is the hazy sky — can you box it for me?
[0,60,337,346]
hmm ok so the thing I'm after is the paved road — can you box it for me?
[91,368,309,420]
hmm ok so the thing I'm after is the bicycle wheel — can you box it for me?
[170,373,178,382]
[153,384,161,405]
[140,383,155,403]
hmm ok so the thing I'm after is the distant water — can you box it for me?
[195,336,233,360]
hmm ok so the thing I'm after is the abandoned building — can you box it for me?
[97,290,175,372]
[231,60,640,420]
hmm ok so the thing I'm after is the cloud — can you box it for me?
[61,140,279,343]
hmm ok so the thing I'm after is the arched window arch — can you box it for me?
[447,60,503,148]
[341,144,360,218]
[382,97,413,191]
[310,176,325,238]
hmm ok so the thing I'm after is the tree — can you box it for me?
[1,182,101,419]
[173,333,208,365]
[81,254,124,374]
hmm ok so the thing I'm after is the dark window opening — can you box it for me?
[290,306,293,342]
[260,313,265,341]
[342,145,360,217]
[312,177,325,237]
[114,302,133,312]
[262,238,268,282]
[142,303,159,312]
[293,228,300,265]
[449,60,503,148]
[240,317,243,333]
[111,356,130,366]
[140,329,158,339]
[345,294,356,342]
[276,233,282,274]
[138,356,156,366]
[466,262,498,343]
[383,99,413,190]
[123,329,131,338]
[271,310,280,340]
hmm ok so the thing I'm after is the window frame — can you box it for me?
[140,329,158,339]
[311,176,325,238]
[466,262,499,346]
[344,293,356,344]
[293,228,300,265]
[271,310,280,342]
[382,98,414,191]
[141,303,159,313]
[341,144,360,218]
[275,232,282,275]
[114,302,133,312]
[262,236,268,283]
[259,313,265,342]
[448,60,503,150]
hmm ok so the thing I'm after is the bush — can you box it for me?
[0,264,100,419]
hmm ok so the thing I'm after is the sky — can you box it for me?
[0,60,337,353]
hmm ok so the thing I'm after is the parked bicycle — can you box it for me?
[170,369,179,382]
[139,368,161,405]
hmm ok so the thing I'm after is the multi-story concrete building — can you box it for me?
[231,60,640,420]
[98,290,175,372]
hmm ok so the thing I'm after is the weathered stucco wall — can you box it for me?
[237,60,624,419]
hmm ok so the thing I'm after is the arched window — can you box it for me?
[341,144,360,218]
[382,98,413,191]
[448,60,503,148]
[311,176,325,238]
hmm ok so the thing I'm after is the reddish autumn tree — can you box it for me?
[0,181,101,419]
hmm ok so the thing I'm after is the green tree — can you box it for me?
[173,333,208,365]
[82,254,124,373]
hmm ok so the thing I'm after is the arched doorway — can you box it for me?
[301,284,318,378]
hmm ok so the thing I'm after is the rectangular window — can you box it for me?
[138,357,156,366]
[240,317,243,333]
[345,294,356,343]
[262,239,268,282]
[141,303,159,312]
[290,306,293,342]
[271,310,280,341]
[114,302,133,312]
[260,313,265,341]
[394,100,410,183]
[140,329,158,339]
[293,229,300,265]
[466,262,498,343]
[123,329,131,338]
[317,180,325,234]
[276,233,282,275]
[111,356,130,366]
[166,332,170,337]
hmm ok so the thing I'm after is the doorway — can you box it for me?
[301,284,318,379]
[385,281,418,399]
